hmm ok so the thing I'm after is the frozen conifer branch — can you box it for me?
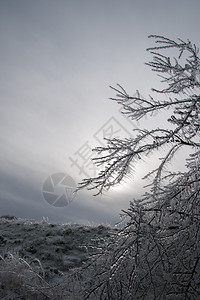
[147,35,200,93]
[78,35,200,196]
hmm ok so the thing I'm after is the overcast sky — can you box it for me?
[0,0,200,226]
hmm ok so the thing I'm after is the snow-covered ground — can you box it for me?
[0,216,117,299]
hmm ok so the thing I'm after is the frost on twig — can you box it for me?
[78,35,200,197]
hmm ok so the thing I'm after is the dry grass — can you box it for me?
[0,253,80,300]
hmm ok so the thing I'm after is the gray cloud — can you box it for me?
[0,0,200,224]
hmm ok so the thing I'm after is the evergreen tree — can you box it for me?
[78,35,200,300]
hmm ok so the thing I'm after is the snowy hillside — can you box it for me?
[0,216,117,299]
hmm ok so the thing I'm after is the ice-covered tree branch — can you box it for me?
[77,35,200,196]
